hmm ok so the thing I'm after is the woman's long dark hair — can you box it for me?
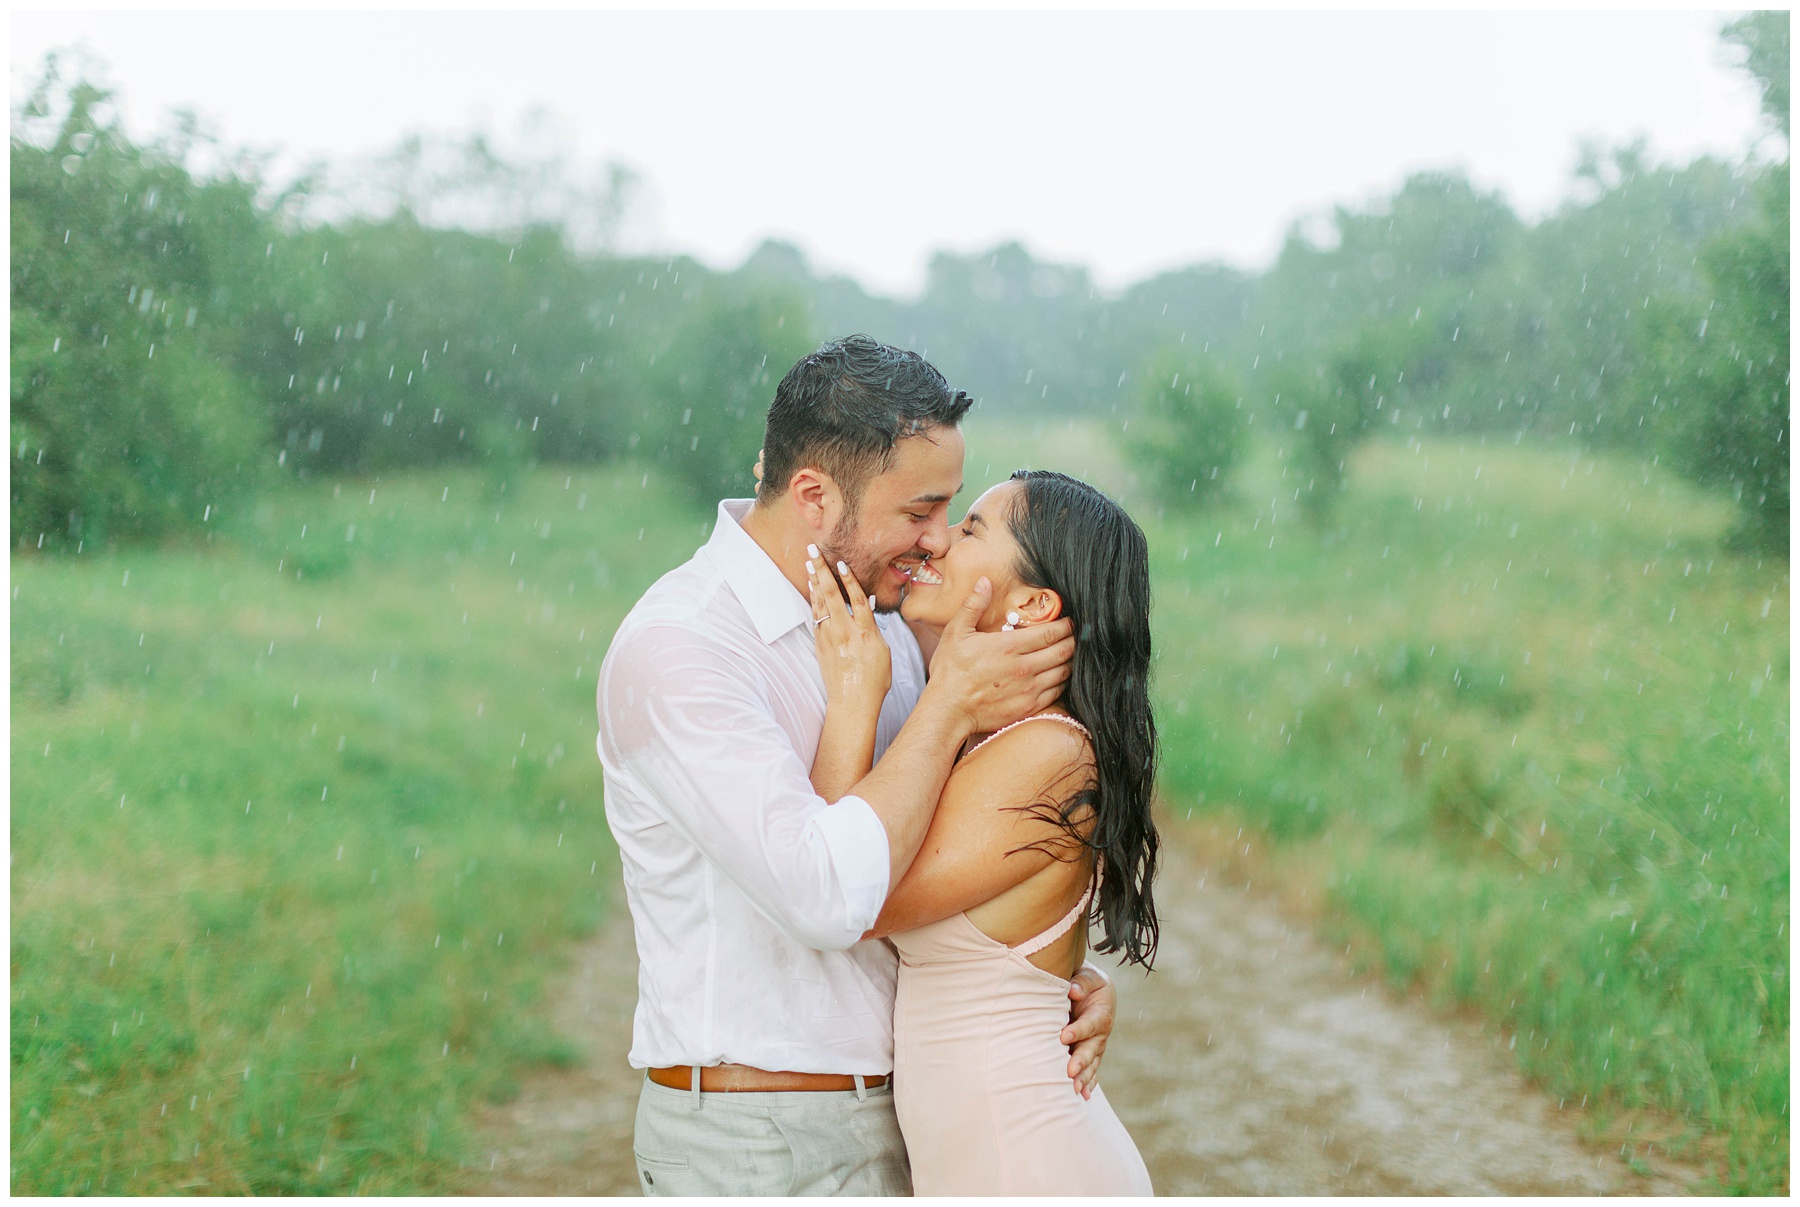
[1006,469,1159,969]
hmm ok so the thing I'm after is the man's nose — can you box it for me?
[917,517,951,559]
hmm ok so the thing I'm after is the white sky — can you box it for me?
[11,8,1772,297]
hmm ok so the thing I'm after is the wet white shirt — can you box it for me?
[596,498,928,1075]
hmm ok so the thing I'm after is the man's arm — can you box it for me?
[600,623,892,950]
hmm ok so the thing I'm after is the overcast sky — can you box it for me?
[12,9,1772,296]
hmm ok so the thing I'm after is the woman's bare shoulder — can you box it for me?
[943,715,1095,809]
[964,713,1094,762]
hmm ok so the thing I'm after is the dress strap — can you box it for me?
[1013,877,1095,957]
[963,712,1090,760]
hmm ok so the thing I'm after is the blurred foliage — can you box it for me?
[1724,10,1789,140]
[1123,347,1245,507]
[1662,163,1789,552]
[8,65,805,548]
[1679,11,1788,552]
[636,283,815,502]
[12,17,1788,552]
[11,72,270,546]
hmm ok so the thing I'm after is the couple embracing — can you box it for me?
[596,334,1160,1196]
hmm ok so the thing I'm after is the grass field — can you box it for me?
[11,464,699,1192]
[12,421,1789,1192]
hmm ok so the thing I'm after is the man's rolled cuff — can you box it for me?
[813,793,891,933]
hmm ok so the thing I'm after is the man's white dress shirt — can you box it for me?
[596,499,928,1075]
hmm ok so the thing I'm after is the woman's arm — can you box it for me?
[813,693,881,803]
[869,720,1094,937]
[806,554,889,803]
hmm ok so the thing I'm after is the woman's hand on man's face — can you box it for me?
[806,546,891,712]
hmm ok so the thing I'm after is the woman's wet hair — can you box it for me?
[1005,469,1159,969]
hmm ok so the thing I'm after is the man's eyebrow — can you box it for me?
[908,487,961,505]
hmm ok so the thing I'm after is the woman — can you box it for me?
[804,469,1159,1196]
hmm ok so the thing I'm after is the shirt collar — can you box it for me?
[705,499,814,645]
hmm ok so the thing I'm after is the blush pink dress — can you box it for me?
[890,715,1153,1196]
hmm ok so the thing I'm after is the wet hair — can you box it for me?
[1006,469,1160,969]
[756,335,973,511]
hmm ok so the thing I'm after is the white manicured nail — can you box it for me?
[806,543,819,558]
[805,560,815,574]
[1007,611,1021,626]
[837,560,849,577]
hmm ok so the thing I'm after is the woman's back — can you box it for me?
[889,715,1151,1196]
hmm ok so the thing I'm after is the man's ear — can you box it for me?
[787,466,847,535]
[1015,587,1063,626]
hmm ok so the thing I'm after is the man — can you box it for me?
[596,335,1118,1195]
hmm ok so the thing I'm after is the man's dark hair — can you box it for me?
[756,335,974,509]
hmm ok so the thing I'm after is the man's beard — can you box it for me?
[822,510,919,615]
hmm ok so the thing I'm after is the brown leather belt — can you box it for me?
[648,1064,889,1093]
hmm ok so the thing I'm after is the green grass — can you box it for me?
[10,463,701,1193]
[967,420,1785,1193]
[14,423,1789,1193]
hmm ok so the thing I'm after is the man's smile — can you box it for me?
[901,561,943,586]
[888,556,941,587]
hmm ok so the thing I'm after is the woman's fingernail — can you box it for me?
[805,560,815,574]
[837,560,849,576]
[806,543,819,558]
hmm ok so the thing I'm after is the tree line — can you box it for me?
[11,13,1786,553]
[1123,13,1787,551]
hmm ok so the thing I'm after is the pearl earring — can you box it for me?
[1001,610,1021,632]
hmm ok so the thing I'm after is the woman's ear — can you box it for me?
[1014,587,1062,626]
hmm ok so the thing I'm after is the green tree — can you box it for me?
[1239,171,1528,519]
[11,68,269,547]
[1123,347,1245,507]
[1724,10,1789,140]
[1500,146,1746,448]
[1281,319,1435,518]
[1700,169,1787,551]
[640,284,815,505]
[241,219,621,477]
[1647,12,1789,552]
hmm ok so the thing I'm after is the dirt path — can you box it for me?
[463,831,1702,1195]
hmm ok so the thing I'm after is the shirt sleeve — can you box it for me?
[597,621,891,950]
